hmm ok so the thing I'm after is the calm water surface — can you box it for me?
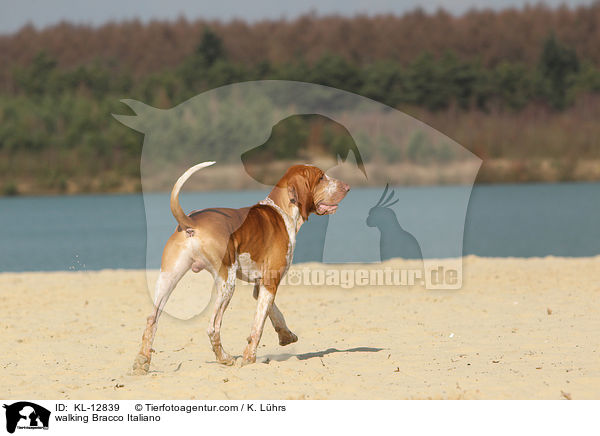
[0,183,598,272]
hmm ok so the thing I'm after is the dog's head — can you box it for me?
[278,164,350,221]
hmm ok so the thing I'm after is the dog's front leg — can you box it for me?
[243,284,275,365]
[269,303,298,346]
[253,282,298,346]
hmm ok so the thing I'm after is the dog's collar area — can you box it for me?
[260,197,293,226]
[259,195,298,271]
[259,196,300,236]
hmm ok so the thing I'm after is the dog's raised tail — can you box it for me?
[170,161,216,230]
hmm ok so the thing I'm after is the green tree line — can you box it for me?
[1,29,600,195]
[9,30,599,111]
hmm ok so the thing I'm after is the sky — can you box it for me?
[0,0,595,35]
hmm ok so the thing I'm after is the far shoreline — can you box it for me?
[2,254,600,275]
[3,158,600,198]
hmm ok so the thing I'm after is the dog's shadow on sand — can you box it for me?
[262,346,385,362]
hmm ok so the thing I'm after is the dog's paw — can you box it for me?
[241,356,256,366]
[241,348,256,366]
[132,353,150,375]
[217,354,236,366]
[278,330,298,346]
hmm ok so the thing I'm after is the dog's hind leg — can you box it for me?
[207,266,236,365]
[253,282,298,347]
[133,257,191,375]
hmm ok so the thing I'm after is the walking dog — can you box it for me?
[133,162,350,373]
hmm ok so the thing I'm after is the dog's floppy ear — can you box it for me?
[287,174,312,221]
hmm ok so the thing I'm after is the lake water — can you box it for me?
[1,182,599,272]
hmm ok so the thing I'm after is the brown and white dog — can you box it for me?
[133,162,350,373]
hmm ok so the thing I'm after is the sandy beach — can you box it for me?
[1,256,599,400]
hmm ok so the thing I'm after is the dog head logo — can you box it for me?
[240,113,365,263]
[241,113,366,185]
[114,80,480,319]
[3,402,50,433]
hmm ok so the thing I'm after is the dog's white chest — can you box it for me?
[258,197,297,277]
[283,229,296,275]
